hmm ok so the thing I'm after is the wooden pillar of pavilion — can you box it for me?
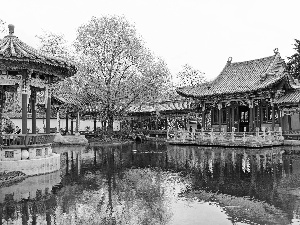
[272,104,275,131]
[71,118,74,135]
[94,117,97,132]
[278,109,282,128]
[45,76,52,134]
[249,99,253,132]
[75,112,80,133]
[202,107,205,129]
[31,89,37,134]
[56,110,60,133]
[218,103,222,131]
[66,111,69,134]
[46,86,51,134]
[22,71,28,134]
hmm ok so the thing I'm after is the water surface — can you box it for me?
[1,142,300,224]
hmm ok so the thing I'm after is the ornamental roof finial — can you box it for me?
[227,57,232,64]
[8,24,14,35]
[274,48,278,55]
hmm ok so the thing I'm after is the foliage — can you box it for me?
[286,39,300,79]
[55,168,172,225]
[1,116,15,133]
[36,31,74,59]
[176,64,206,87]
[74,15,171,130]
[0,19,6,35]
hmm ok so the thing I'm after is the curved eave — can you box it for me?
[178,75,287,100]
[0,35,77,77]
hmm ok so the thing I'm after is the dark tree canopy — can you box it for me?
[286,39,300,79]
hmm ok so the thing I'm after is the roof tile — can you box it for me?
[177,53,286,98]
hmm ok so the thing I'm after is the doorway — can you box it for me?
[239,106,249,132]
[227,105,249,132]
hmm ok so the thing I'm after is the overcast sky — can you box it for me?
[1,0,300,81]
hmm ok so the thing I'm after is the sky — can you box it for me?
[1,0,300,82]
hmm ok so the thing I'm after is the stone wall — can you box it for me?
[0,153,60,176]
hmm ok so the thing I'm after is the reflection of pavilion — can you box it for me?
[0,170,61,203]
[0,24,76,175]
[0,170,61,224]
[166,145,300,224]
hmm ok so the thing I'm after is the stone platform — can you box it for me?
[53,133,88,146]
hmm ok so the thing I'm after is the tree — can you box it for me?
[74,15,171,130]
[176,64,206,87]
[286,39,300,79]
[36,30,74,59]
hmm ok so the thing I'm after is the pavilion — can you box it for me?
[177,49,300,133]
[0,24,77,175]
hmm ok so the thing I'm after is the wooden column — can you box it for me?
[46,77,53,134]
[31,89,36,134]
[272,104,275,131]
[226,107,230,132]
[66,111,69,134]
[278,109,282,128]
[22,74,28,134]
[202,109,205,129]
[75,112,80,133]
[56,110,60,133]
[71,119,74,135]
[288,114,292,131]
[249,100,253,132]
[46,91,51,134]
[94,117,97,132]
[256,100,261,130]
[249,107,253,132]
[218,104,222,131]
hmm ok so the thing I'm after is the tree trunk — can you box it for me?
[107,112,114,132]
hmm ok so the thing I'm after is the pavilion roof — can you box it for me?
[0,24,77,77]
[177,51,287,99]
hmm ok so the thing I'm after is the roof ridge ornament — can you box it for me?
[8,24,14,35]
[274,48,279,55]
[227,57,232,64]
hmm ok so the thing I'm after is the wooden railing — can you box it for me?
[283,130,300,140]
[1,134,56,147]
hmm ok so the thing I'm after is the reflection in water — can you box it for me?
[2,143,300,224]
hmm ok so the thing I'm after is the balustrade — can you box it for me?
[0,134,55,147]
[168,126,284,146]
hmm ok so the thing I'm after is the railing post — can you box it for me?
[262,126,266,142]
[231,127,236,142]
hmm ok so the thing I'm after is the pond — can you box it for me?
[1,142,300,224]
